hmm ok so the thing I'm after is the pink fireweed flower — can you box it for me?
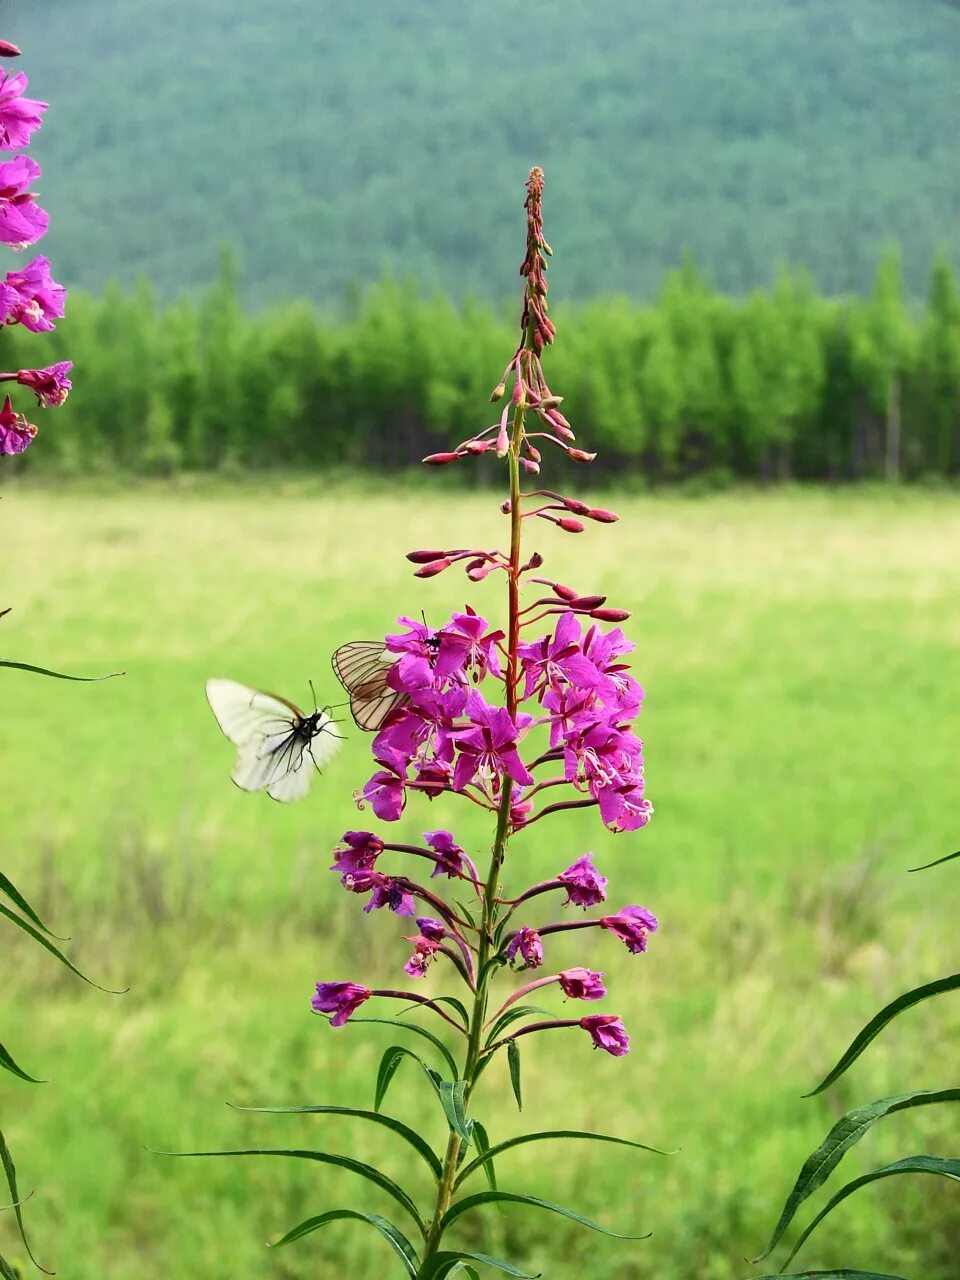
[423,829,465,878]
[341,869,415,917]
[517,610,599,702]
[559,967,606,1000]
[0,392,36,455]
[0,156,48,249]
[580,1013,630,1056]
[361,747,407,822]
[404,932,442,978]
[0,255,66,332]
[600,905,659,953]
[415,916,446,942]
[311,981,371,1027]
[505,926,543,969]
[384,616,442,690]
[330,830,384,875]
[5,360,73,407]
[451,690,534,793]
[0,68,47,150]
[558,853,608,908]
[437,607,504,681]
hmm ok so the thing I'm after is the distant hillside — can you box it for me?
[5,0,959,302]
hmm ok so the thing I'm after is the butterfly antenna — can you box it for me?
[309,678,319,711]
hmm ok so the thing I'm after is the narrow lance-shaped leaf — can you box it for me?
[155,1147,426,1236]
[909,848,960,872]
[0,659,123,681]
[354,1016,459,1080]
[456,1129,673,1190]
[440,1189,649,1241]
[437,1080,473,1143]
[375,1045,443,1114]
[750,1270,909,1279]
[754,1088,960,1260]
[507,1040,522,1112]
[0,903,124,992]
[484,1005,554,1046]
[229,1103,442,1179]
[0,1253,23,1280]
[0,1039,45,1084]
[0,871,66,939]
[780,1156,960,1270]
[0,1128,50,1273]
[806,975,960,1095]
[468,1121,496,1191]
[417,1249,541,1279]
[268,1207,420,1276]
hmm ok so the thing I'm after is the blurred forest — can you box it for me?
[6,248,960,481]
[5,0,959,302]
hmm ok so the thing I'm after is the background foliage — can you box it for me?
[3,0,959,302]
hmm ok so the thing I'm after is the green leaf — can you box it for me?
[0,1128,50,1273]
[268,1207,420,1275]
[755,1089,960,1260]
[440,1190,648,1240]
[780,1155,960,1269]
[417,1250,541,1279]
[0,871,66,939]
[806,975,960,1095]
[469,1121,496,1191]
[909,848,960,872]
[437,1081,473,1143]
[229,1104,442,1178]
[354,1016,459,1080]
[477,955,506,987]
[432,996,470,1028]
[0,903,123,993]
[0,1039,45,1084]
[507,1041,522,1112]
[0,659,123,681]
[484,1005,555,1046]
[158,1147,426,1235]
[455,1129,672,1190]
[375,1045,442,1113]
[0,1253,21,1280]
[445,1265,481,1280]
[751,1271,909,1279]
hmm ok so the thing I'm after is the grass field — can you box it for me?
[1,480,958,1279]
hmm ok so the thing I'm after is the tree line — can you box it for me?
[5,248,959,483]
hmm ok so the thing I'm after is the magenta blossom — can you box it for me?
[518,610,599,701]
[558,853,608,908]
[362,748,406,822]
[415,916,446,942]
[559,967,606,1001]
[9,361,73,407]
[0,393,36,455]
[0,68,47,150]
[437,607,503,681]
[384,616,442,690]
[0,156,48,249]
[451,690,533,793]
[311,981,371,1027]
[423,829,465,878]
[580,1013,630,1056]
[1,255,66,332]
[600,905,659,953]
[505,926,543,969]
[330,830,384,875]
[342,870,415,917]
[404,932,442,978]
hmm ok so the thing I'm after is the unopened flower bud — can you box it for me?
[423,451,460,466]
[520,458,540,475]
[406,549,448,563]
[556,518,585,534]
[590,607,631,622]
[539,395,563,409]
[512,378,524,404]
[495,423,510,458]
[489,380,506,402]
[467,562,494,582]
[0,39,21,57]
[562,498,591,515]
[501,500,512,514]
[523,552,544,570]
[587,508,619,523]
[569,595,606,610]
[553,582,579,601]
[568,448,597,463]
[525,442,541,463]
[463,439,493,455]
[414,558,452,578]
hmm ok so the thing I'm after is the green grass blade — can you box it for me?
[0,903,124,993]
[0,1039,45,1084]
[157,1147,426,1235]
[507,1041,522,1112]
[0,871,66,939]
[440,1189,649,1240]
[0,1128,50,1274]
[353,1016,459,1080]
[780,1156,960,1270]
[909,848,960,872]
[455,1129,672,1190]
[0,659,123,681]
[755,1089,960,1260]
[417,1249,540,1279]
[805,976,960,1095]
[229,1104,442,1178]
[268,1207,420,1274]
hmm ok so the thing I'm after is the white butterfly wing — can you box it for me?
[205,678,300,748]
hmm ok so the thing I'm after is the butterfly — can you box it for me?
[205,678,342,802]
[331,641,411,731]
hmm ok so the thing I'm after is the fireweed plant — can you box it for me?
[192,169,667,1278]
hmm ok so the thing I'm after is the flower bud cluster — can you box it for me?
[0,38,71,456]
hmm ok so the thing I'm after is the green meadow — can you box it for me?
[1,480,957,1279]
